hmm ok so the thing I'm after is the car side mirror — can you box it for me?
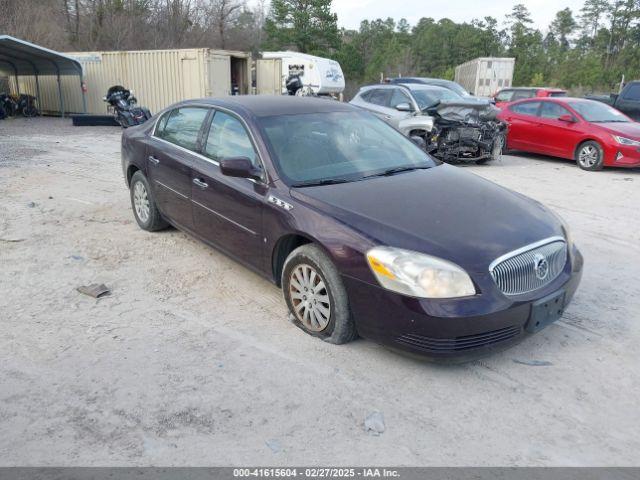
[410,135,426,149]
[558,114,576,123]
[396,102,413,112]
[219,157,262,181]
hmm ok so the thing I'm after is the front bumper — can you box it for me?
[610,144,640,167]
[343,246,583,359]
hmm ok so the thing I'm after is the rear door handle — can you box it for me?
[148,155,160,165]
[193,178,208,189]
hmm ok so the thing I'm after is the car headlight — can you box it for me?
[366,246,476,299]
[612,135,640,146]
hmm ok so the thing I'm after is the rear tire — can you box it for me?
[576,140,604,171]
[282,244,357,344]
[23,106,38,117]
[129,171,168,231]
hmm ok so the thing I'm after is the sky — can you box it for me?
[322,0,587,32]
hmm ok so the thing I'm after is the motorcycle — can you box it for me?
[15,94,38,117]
[0,93,18,119]
[103,85,152,128]
[284,74,336,99]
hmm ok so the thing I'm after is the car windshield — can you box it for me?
[568,101,629,123]
[411,88,462,110]
[443,82,470,97]
[259,111,436,186]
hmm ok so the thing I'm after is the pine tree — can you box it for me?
[263,0,340,57]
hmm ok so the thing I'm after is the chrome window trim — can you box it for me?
[488,236,566,274]
[150,103,268,184]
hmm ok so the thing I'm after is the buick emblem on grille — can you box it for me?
[533,253,549,280]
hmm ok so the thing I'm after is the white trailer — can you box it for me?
[454,57,515,98]
[260,51,345,96]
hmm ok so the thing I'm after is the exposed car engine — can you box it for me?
[425,100,507,164]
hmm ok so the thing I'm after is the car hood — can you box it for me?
[290,165,563,273]
[593,121,640,139]
[428,100,500,123]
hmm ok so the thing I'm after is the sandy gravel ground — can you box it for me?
[0,117,639,466]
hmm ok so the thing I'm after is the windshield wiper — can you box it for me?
[362,165,430,179]
[291,178,352,187]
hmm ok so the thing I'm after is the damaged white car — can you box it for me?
[350,83,506,164]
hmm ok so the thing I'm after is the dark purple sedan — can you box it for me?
[121,96,583,358]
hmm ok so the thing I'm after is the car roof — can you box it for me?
[503,87,565,91]
[359,84,399,90]
[507,97,599,108]
[400,83,454,92]
[359,83,451,93]
[395,77,453,83]
[511,96,586,103]
[180,95,355,118]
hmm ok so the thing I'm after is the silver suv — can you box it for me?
[349,83,461,138]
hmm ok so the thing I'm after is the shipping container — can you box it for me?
[454,57,515,98]
[14,48,252,115]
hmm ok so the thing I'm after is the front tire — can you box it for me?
[282,244,357,344]
[129,171,168,231]
[576,141,604,171]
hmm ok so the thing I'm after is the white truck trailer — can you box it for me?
[454,57,515,98]
[260,51,345,97]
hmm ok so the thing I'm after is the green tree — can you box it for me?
[579,0,610,39]
[263,0,340,56]
[505,4,546,85]
[550,8,577,50]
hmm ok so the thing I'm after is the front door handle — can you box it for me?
[148,155,160,165]
[193,178,209,189]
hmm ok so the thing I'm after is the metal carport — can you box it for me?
[0,35,87,116]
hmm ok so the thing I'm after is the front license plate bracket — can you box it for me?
[526,290,566,333]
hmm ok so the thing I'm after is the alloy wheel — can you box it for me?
[133,181,150,223]
[578,145,599,168]
[289,263,331,332]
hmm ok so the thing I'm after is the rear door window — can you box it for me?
[510,101,541,116]
[512,90,534,101]
[368,89,392,106]
[359,90,373,102]
[622,83,640,101]
[540,102,571,120]
[496,90,514,102]
[156,107,209,151]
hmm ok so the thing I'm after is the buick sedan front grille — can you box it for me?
[489,237,567,296]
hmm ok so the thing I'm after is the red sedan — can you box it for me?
[497,97,640,171]
[493,87,567,109]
